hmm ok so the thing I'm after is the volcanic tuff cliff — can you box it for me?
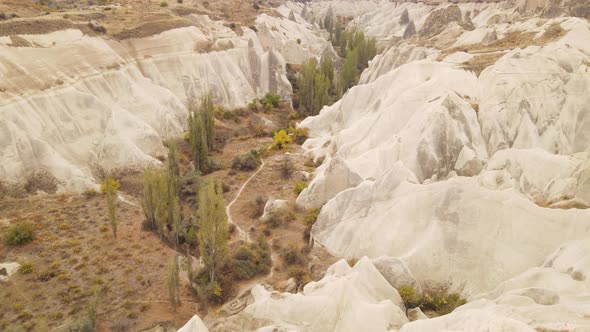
[180,0,590,330]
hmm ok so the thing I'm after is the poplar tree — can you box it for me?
[201,94,215,150]
[167,142,181,248]
[197,179,228,284]
[188,110,209,173]
[100,177,119,238]
[167,256,180,311]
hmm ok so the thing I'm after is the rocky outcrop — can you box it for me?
[0,12,324,193]
[420,5,474,38]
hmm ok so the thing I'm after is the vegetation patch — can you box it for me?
[3,222,35,246]
[398,285,467,315]
[231,150,261,171]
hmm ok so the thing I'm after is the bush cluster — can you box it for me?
[231,150,261,171]
[398,285,467,315]
[229,242,272,280]
[3,222,35,246]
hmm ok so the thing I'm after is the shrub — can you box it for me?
[3,223,34,246]
[293,180,307,196]
[397,285,467,315]
[398,285,421,309]
[303,208,320,226]
[281,245,305,266]
[288,266,310,284]
[177,0,183,2]
[231,150,261,171]
[251,194,267,218]
[296,38,301,44]
[229,242,271,280]
[84,188,99,198]
[291,126,309,145]
[261,92,280,110]
[265,210,283,228]
[303,208,320,240]
[160,1,168,7]
[19,262,34,274]
[273,130,291,149]
[279,158,295,179]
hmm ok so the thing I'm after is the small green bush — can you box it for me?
[229,242,271,280]
[261,92,280,110]
[282,245,305,266]
[4,223,34,246]
[251,194,267,218]
[160,1,168,7]
[19,262,34,274]
[303,208,320,240]
[288,266,310,284]
[303,208,320,226]
[398,285,467,315]
[231,150,261,171]
[273,130,292,149]
[279,158,295,179]
[296,38,301,44]
[293,180,307,196]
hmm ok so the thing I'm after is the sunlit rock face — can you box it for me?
[0,15,298,193]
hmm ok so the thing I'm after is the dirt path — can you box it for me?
[226,158,266,243]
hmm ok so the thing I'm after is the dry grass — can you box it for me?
[0,194,195,330]
[0,0,282,40]
[437,23,566,75]
[461,52,507,76]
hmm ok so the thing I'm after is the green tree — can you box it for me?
[320,56,334,88]
[340,48,359,95]
[142,167,159,231]
[167,142,182,248]
[313,72,329,116]
[188,109,209,173]
[100,177,119,238]
[167,256,180,311]
[324,6,334,33]
[298,58,318,115]
[201,94,215,150]
[197,179,229,284]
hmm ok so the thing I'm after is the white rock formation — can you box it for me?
[0,15,295,193]
[244,258,409,331]
[294,8,590,331]
[0,262,21,282]
[400,239,590,331]
[178,315,209,332]
[255,13,330,64]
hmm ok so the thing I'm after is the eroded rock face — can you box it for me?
[294,5,590,330]
[420,5,473,38]
[244,258,408,331]
[0,11,337,193]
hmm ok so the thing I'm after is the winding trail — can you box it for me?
[226,157,266,243]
